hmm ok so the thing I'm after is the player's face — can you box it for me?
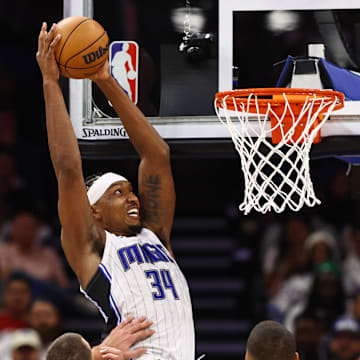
[96,181,142,236]
[330,332,360,360]
[4,280,32,314]
[12,347,40,360]
[29,301,60,342]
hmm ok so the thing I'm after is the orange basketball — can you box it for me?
[54,16,109,79]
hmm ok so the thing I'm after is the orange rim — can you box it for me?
[215,88,345,113]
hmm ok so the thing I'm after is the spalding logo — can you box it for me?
[82,45,109,65]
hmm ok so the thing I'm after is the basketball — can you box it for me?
[54,16,109,79]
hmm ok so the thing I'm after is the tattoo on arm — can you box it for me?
[143,174,161,224]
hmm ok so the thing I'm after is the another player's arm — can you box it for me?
[37,22,103,287]
[92,316,155,360]
[90,65,175,256]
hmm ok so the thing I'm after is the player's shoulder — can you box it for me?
[141,227,162,242]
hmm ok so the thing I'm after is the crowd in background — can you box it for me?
[219,158,360,360]
[0,138,98,360]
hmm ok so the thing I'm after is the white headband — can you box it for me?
[87,172,128,205]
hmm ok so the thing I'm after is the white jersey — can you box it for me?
[82,227,195,360]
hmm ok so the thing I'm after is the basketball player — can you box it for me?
[245,321,299,360]
[36,22,195,359]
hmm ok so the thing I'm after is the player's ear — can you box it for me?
[91,205,102,221]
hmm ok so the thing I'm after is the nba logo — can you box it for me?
[109,41,139,104]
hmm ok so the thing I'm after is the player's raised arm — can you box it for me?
[89,65,176,256]
[36,22,103,287]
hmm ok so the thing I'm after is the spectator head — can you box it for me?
[313,261,343,302]
[329,317,360,360]
[246,320,298,360]
[46,333,92,360]
[29,299,62,345]
[304,261,345,333]
[11,328,41,360]
[2,272,32,318]
[305,231,337,267]
[283,214,311,248]
[295,312,323,360]
[10,211,41,250]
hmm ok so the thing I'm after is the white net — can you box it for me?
[214,90,341,214]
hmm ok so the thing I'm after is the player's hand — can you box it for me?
[36,22,61,82]
[88,60,111,82]
[99,345,146,360]
[92,316,154,360]
[99,347,125,360]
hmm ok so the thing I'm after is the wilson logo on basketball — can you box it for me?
[82,45,108,64]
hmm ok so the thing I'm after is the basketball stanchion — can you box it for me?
[214,88,345,214]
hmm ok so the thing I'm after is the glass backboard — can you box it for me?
[64,0,360,159]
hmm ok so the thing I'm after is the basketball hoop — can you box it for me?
[214,88,344,214]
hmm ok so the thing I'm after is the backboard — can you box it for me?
[63,0,360,160]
